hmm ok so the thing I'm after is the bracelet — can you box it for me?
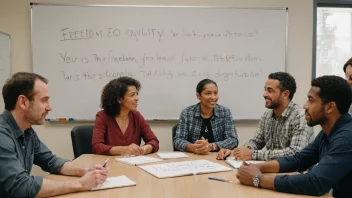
[142,146,147,154]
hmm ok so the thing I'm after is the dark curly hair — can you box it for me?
[343,57,352,73]
[100,77,141,117]
[311,75,352,114]
[2,72,48,111]
[196,79,217,94]
[268,72,296,100]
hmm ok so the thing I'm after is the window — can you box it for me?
[316,7,352,78]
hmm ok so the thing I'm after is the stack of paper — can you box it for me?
[90,175,136,191]
[225,157,265,169]
[157,152,188,159]
[139,159,232,179]
[115,156,163,166]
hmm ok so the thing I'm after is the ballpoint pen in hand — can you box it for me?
[224,153,231,160]
[102,158,109,168]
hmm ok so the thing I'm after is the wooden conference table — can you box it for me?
[47,152,332,198]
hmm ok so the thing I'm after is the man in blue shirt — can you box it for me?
[0,72,109,197]
[236,75,352,198]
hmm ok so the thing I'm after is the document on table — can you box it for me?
[139,159,232,179]
[90,175,136,191]
[115,156,163,166]
[225,157,265,168]
[156,152,188,159]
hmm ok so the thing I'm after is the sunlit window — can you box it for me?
[316,7,352,78]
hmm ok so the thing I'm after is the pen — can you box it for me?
[208,176,232,183]
[244,161,251,166]
[216,153,231,160]
[102,158,109,167]
[224,153,231,160]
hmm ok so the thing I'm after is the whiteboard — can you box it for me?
[31,5,287,120]
[0,32,11,111]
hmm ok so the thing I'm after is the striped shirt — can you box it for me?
[174,103,238,151]
[244,101,313,161]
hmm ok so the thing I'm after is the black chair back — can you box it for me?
[172,124,178,151]
[71,125,94,158]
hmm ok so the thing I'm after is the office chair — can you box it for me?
[172,124,178,151]
[71,125,94,158]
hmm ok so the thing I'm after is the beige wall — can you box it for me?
[0,0,314,176]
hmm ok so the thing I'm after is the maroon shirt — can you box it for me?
[92,110,159,155]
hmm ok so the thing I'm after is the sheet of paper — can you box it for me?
[115,156,163,166]
[157,152,188,159]
[139,159,232,178]
[225,157,265,168]
[90,175,136,191]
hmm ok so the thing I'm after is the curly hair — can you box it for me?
[268,72,296,100]
[100,77,141,117]
[196,79,217,94]
[2,72,48,111]
[311,75,352,114]
[343,57,352,73]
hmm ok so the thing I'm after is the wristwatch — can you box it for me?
[211,143,216,151]
[253,174,263,188]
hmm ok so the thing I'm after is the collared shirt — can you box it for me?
[174,103,238,151]
[92,110,159,155]
[244,101,313,161]
[0,110,69,198]
[274,114,352,198]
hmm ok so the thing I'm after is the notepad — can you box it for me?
[139,159,232,179]
[156,152,188,159]
[225,157,265,169]
[90,175,136,191]
[115,156,163,166]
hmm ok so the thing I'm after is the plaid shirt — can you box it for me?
[244,101,313,161]
[174,103,238,151]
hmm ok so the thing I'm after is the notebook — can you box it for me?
[115,156,163,166]
[139,159,232,179]
[225,157,265,169]
[156,152,188,159]
[90,175,136,191]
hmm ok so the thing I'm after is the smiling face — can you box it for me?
[263,79,284,109]
[303,86,327,127]
[196,83,218,110]
[23,79,52,125]
[118,86,139,111]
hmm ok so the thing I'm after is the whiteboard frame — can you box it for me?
[0,31,10,39]
[30,3,288,121]
[0,31,11,112]
[0,31,11,80]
